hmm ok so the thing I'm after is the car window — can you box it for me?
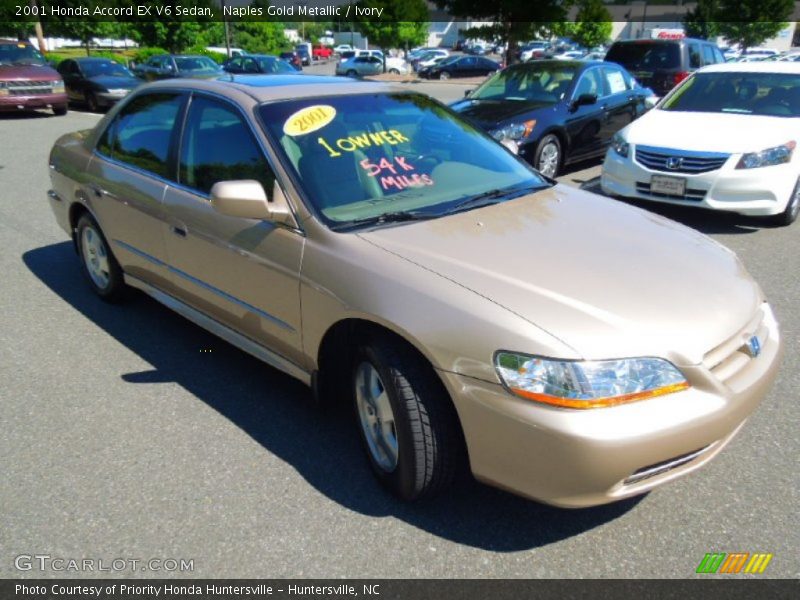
[574,68,604,98]
[603,66,630,94]
[713,47,725,63]
[179,95,275,197]
[606,42,681,70]
[243,58,259,73]
[462,57,477,67]
[147,57,162,68]
[228,57,243,70]
[688,43,702,68]
[702,45,717,65]
[259,92,545,227]
[98,93,183,178]
[472,63,577,102]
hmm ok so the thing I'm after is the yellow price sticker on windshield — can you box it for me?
[283,105,336,137]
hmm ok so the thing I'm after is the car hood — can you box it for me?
[0,62,60,81]
[357,185,760,365]
[88,75,140,89]
[451,99,557,129]
[625,109,799,153]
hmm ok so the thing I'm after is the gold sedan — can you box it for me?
[47,75,782,507]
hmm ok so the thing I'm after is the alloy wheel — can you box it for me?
[355,361,399,472]
[81,225,111,290]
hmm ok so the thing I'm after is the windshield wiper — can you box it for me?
[331,210,436,231]
[443,183,548,216]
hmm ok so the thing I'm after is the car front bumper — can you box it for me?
[96,89,133,106]
[0,92,67,111]
[601,147,799,216]
[438,303,782,508]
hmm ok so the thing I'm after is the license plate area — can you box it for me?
[650,175,686,196]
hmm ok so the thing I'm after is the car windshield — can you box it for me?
[470,64,578,102]
[81,60,133,78]
[257,57,295,73]
[606,42,681,70]
[174,57,220,72]
[259,93,546,229]
[0,43,46,66]
[661,71,800,117]
[437,56,459,66]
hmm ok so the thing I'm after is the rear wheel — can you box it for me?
[773,178,800,226]
[53,105,67,116]
[352,336,462,501]
[76,214,126,302]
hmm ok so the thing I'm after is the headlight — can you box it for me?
[490,120,536,141]
[52,80,65,93]
[494,352,689,409]
[736,141,795,169]
[611,133,629,157]
[107,88,130,95]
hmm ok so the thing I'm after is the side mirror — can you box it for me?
[571,93,598,109]
[210,180,296,227]
[464,89,472,97]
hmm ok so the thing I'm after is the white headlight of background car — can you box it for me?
[736,141,795,169]
[52,80,65,93]
[611,133,629,157]
[491,120,536,141]
[495,352,689,409]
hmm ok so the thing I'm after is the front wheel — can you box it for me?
[352,336,463,501]
[346,69,358,78]
[86,92,99,113]
[439,71,450,80]
[53,105,67,116]
[76,214,126,302]
[772,178,800,226]
[533,134,561,178]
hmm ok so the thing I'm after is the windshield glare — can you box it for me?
[82,61,133,78]
[471,64,577,102]
[0,43,46,66]
[175,57,220,72]
[661,71,800,117]
[259,93,544,227]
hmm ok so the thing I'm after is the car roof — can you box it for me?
[510,59,595,69]
[699,61,800,74]
[74,57,118,63]
[144,74,401,102]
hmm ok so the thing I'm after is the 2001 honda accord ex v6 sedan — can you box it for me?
[48,76,782,508]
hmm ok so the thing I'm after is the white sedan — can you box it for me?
[601,62,800,225]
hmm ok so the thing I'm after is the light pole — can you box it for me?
[220,0,231,58]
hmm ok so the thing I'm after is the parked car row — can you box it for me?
[44,69,784,511]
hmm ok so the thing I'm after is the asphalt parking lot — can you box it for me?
[1,80,798,579]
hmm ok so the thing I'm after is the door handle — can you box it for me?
[171,225,187,238]
[88,184,103,198]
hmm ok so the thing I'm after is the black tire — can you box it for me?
[533,133,562,178]
[772,178,800,226]
[389,68,400,75]
[53,105,68,116]
[86,92,99,113]
[75,213,127,302]
[346,69,358,78]
[352,335,463,501]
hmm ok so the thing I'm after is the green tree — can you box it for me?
[354,0,429,71]
[567,0,612,49]
[683,0,719,40]
[435,0,566,65]
[715,0,793,52]
[232,22,289,54]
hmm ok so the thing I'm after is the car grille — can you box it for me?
[703,307,769,385]
[635,182,707,201]
[7,80,53,96]
[635,145,730,174]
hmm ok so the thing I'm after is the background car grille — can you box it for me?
[7,80,53,96]
[636,182,707,201]
[635,145,730,174]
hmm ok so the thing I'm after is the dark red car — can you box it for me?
[312,45,333,60]
[0,40,68,115]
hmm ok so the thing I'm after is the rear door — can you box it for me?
[161,93,305,363]
[86,91,185,291]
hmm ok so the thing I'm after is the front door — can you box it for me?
[161,94,305,363]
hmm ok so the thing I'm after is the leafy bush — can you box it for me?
[185,45,227,64]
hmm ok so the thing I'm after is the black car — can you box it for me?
[223,54,298,75]
[296,46,311,66]
[418,55,501,80]
[279,51,303,71]
[57,57,141,112]
[450,60,653,177]
[605,38,725,97]
[132,54,222,81]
